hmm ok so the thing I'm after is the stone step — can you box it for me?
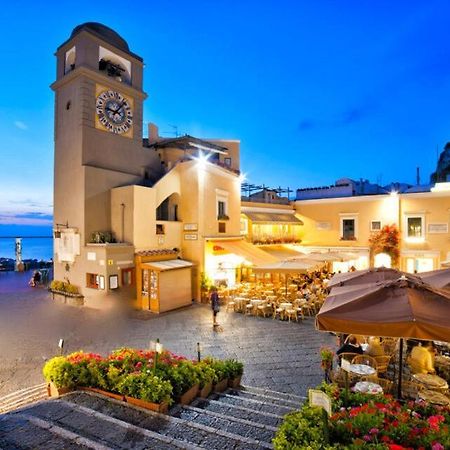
[0,384,48,414]
[225,387,302,409]
[0,412,97,449]
[64,390,272,449]
[171,403,277,444]
[15,395,202,450]
[208,392,294,416]
[241,384,307,403]
[190,397,284,428]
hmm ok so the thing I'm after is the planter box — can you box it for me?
[125,396,169,414]
[79,387,125,402]
[179,384,199,405]
[228,375,242,389]
[199,381,212,398]
[50,290,84,306]
[47,382,72,398]
[213,378,229,393]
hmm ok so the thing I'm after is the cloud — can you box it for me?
[0,213,53,226]
[298,102,375,132]
[14,121,28,130]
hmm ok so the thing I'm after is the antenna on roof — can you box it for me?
[161,125,180,137]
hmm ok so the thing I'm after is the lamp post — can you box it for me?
[151,338,163,375]
[197,342,201,362]
[58,338,64,356]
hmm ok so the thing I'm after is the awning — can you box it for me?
[141,259,193,272]
[258,245,306,260]
[208,239,278,266]
[253,258,318,274]
[243,212,303,225]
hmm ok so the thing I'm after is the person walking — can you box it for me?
[210,286,220,328]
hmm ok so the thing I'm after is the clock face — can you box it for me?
[96,90,133,135]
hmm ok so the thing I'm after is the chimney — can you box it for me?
[416,167,420,185]
[148,123,159,142]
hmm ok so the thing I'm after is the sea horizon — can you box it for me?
[0,237,53,261]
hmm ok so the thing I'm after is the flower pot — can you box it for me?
[199,381,213,398]
[228,375,242,389]
[179,384,199,405]
[213,378,229,393]
[125,396,169,414]
[79,387,125,402]
[47,382,72,398]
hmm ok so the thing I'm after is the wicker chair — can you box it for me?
[382,338,398,355]
[338,352,360,363]
[401,380,424,400]
[352,354,379,370]
[374,355,391,375]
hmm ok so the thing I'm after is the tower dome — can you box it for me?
[70,22,130,52]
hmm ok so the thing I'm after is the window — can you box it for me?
[218,201,226,217]
[342,219,355,240]
[407,217,423,238]
[86,273,101,289]
[121,269,134,286]
[218,222,226,233]
[156,224,165,235]
[371,220,382,231]
[224,157,231,167]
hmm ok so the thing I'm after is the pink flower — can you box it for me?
[363,435,371,442]
[432,443,444,450]
[369,428,379,434]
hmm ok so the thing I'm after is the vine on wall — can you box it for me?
[369,224,400,267]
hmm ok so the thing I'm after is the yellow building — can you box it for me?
[52,22,249,310]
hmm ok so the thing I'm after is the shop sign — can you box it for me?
[184,234,198,240]
[308,389,331,416]
[428,223,448,234]
[184,223,198,231]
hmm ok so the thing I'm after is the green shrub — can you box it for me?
[194,361,216,388]
[43,356,77,388]
[223,359,244,379]
[273,405,331,450]
[64,283,79,295]
[203,357,227,383]
[50,280,64,291]
[158,360,199,398]
[117,373,172,404]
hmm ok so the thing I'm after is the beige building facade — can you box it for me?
[52,23,244,309]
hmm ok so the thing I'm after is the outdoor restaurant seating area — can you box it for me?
[219,268,332,322]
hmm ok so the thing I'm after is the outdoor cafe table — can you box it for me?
[348,364,376,377]
[418,389,450,406]
[353,381,383,395]
[234,297,248,312]
[413,373,449,390]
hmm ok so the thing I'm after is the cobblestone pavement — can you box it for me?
[0,272,335,397]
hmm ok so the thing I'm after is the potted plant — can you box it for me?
[43,356,76,397]
[320,347,334,383]
[204,358,229,392]
[195,361,216,398]
[224,359,244,388]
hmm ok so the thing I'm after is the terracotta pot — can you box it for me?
[213,378,229,393]
[199,381,212,398]
[179,384,199,405]
[125,396,169,414]
[79,387,125,402]
[47,382,72,398]
[228,375,242,389]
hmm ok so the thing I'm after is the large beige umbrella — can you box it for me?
[419,268,450,291]
[327,267,405,288]
[253,258,317,274]
[316,276,450,397]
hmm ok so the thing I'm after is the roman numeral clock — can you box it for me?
[95,84,134,137]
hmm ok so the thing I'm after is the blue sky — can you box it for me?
[1,1,450,234]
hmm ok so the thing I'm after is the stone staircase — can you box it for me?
[0,383,48,414]
[0,385,304,449]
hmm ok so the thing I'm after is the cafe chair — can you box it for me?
[401,381,423,400]
[339,352,360,363]
[374,355,391,375]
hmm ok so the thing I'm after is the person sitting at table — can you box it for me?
[367,337,385,357]
[337,336,364,357]
[408,342,436,375]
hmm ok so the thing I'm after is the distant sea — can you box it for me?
[0,237,53,261]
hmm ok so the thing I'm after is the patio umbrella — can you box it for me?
[419,268,450,291]
[327,267,407,288]
[316,275,450,397]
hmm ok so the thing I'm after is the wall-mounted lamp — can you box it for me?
[54,221,69,238]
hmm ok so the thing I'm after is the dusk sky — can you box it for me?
[1,1,450,233]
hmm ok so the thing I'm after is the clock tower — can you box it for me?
[51,23,159,293]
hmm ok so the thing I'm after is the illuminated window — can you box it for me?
[407,217,423,238]
[86,273,101,289]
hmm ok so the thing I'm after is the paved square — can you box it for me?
[0,273,334,397]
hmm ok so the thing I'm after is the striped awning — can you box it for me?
[243,212,303,225]
[141,259,193,272]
